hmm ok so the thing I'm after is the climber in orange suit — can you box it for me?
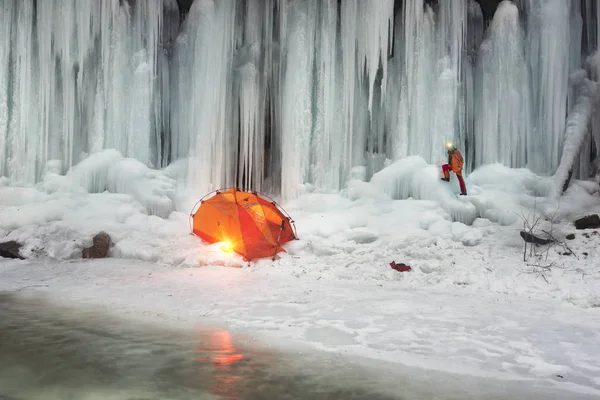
[441,142,467,195]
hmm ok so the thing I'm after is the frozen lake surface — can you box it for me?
[0,292,587,400]
[0,293,406,400]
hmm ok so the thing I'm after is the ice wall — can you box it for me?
[525,0,571,173]
[1,0,599,201]
[0,0,177,184]
[475,1,532,168]
[170,0,237,196]
[554,71,598,196]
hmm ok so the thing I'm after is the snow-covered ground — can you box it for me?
[1,151,600,398]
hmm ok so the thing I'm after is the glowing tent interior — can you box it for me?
[190,188,297,261]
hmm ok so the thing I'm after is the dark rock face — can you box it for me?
[82,232,112,259]
[574,214,600,230]
[566,233,576,240]
[419,0,502,23]
[176,0,194,21]
[475,0,503,23]
[0,241,24,259]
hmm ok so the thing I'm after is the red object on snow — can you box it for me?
[390,261,411,272]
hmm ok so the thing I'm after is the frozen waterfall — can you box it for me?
[0,0,179,184]
[475,1,531,169]
[1,0,599,200]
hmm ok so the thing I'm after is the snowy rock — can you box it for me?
[574,214,600,230]
[82,232,112,259]
[0,241,24,259]
[519,231,553,246]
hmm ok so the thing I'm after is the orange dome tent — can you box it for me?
[190,188,297,261]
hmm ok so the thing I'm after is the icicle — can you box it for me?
[399,0,437,160]
[460,0,484,171]
[354,0,395,115]
[554,71,599,195]
[335,0,394,183]
[526,0,573,173]
[383,15,404,162]
[231,0,275,191]
[170,0,237,196]
[0,0,14,178]
[580,0,597,54]
[311,0,344,190]
[8,0,39,184]
[279,0,317,200]
[475,1,532,169]
[340,0,358,173]
[434,0,468,162]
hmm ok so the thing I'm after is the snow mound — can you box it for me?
[369,156,477,224]
[364,158,578,227]
[467,163,558,223]
[451,222,483,246]
[0,185,202,264]
[54,150,177,218]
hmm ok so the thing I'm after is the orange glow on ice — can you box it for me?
[220,241,233,253]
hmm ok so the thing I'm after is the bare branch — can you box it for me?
[541,229,578,259]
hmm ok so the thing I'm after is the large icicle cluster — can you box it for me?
[475,1,531,168]
[553,71,599,196]
[553,0,600,193]
[526,0,578,173]
[170,0,237,196]
[0,0,178,185]
[2,0,600,202]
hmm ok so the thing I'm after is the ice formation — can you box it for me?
[0,0,178,185]
[369,156,478,225]
[64,150,177,218]
[554,71,599,196]
[475,1,531,169]
[1,0,600,201]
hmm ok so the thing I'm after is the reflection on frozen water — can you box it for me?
[0,293,403,400]
[0,292,579,400]
[197,329,247,398]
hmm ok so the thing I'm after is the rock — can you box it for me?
[574,214,600,230]
[519,231,553,245]
[82,232,111,259]
[566,233,575,240]
[0,241,25,259]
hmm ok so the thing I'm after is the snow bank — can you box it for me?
[0,150,196,261]
[1,152,599,311]
[0,184,203,263]
[44,150,177,218]
[368,156,541,226]
[352,156,596,229]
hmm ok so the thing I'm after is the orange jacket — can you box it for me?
[448,149,464,173]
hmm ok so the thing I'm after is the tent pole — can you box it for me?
[272,220,285,261]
